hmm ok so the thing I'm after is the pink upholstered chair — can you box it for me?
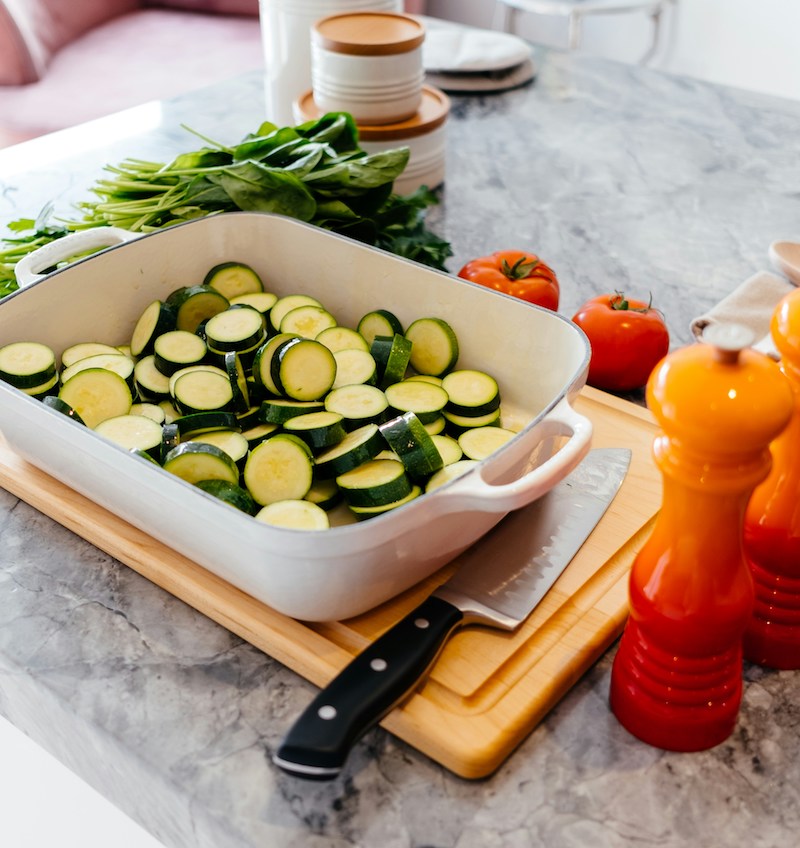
[0,0,264,145]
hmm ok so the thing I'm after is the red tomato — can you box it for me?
[457,250,560,311]
[571,292,670,392]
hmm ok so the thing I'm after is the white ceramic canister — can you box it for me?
[294,84,450,195]
[311,12,425,125]
[260,0,403,127]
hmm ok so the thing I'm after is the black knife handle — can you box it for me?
[273,595,464,780]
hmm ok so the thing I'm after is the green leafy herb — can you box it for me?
[0,115,452,297]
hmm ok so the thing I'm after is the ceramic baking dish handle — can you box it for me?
[436,397,593,513]
[14,227,139,288]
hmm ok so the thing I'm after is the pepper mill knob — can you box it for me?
[744,289,800,668]
[610,323,793,751]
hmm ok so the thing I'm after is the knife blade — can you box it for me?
[273,447,631,780]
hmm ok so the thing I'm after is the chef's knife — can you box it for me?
[273,447,631,780]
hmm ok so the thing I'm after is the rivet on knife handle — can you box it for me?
[273,595,464,780]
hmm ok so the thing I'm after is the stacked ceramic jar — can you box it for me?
[295,10,450,195]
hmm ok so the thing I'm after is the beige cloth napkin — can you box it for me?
[690,270,795,358]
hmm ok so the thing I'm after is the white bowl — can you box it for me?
[0,213,591,621]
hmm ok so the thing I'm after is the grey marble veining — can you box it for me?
[2,45,800,848]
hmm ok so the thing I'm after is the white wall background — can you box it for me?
[426,0,800,102]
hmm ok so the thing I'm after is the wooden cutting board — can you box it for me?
[0,386,661,779]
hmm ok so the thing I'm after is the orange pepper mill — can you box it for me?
[610,323,793,751]
[743,288,800,668]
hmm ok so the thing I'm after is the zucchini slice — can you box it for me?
[160,421,180,463]
[94,413,164,458]
[458,426,517,460]
[236,403,262,431]
[269,294,323,333]
[174,410,239,439]
[422,415,447,435]
[304,477,343,511]
[58,368,133,429]
[190,429,250,471]
[42,395,86,425]
[195,479,258,515]
[168,285,230,333]
[172,369,234,415]
[425,459,480,493]
[61,352,135,392]
[163,441,239,486]
[280,305,337,339]
[130,402,167,425]
[313,422,384,478]
[153,330,208,377]
[349,485,422,520]
[336,458,412,508]
[23,373,59,399]
[324,383,389,429]
[130,300,177,358]
[243,433,314,506]
[405,317,459,377]
[61,342,124,369]
[370,333,412,389]
[283,410,347,452]
[378,412,444,482]
[134,355,171,401]
[430,433,463,466]
[270,338,337,402]
[168,364,227,398]
[357,309,404,346]
[158,399,182,424]
[229,291,278,317]
[384,379,448,424]
[442,407,502,433]
[316,326,370,353]
[332,348,377,389]
[203,262,263,299]
[252,332,299,396]
[204,307,266,353]
[0,341,57,389]
[223,351,251,414]
[260,398,326,425]
[255,499,330,530]
[241,422,280,447]
[441,369,501,416]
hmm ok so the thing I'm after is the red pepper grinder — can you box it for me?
[743,288,800,668]
[610,323,793,751]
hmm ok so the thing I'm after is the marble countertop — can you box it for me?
[2,47,800,848]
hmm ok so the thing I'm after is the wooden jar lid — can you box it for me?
[297,85,449,140]
[312,12,425,56]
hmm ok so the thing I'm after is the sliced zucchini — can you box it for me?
[283,410,346,452]
[130,447,160,465]
[134,355,171,401]
[260,398,326,425]
[163,441,239,486]
[195,479,258,515]
[270,338,337,402]
[241,422,280,447]
[58,368,132,429]
[336,458,412,508]
[441,369,501,416]
[458,426,517,460]
[405,317,459,377]
[168,284,230,333]
[324,384,389,429]
[168,364,227,398]
[61,341,123,369]
[443,407,502,432]
[42,395,86,425]
[158,398,182,424]
[357,309,404,346]
[313,422,384,478]
[236,404,261,430]
[203,261,263,299]
[304,477,343,511]
[129,300,176,358]
[160,421,180,462]
[61,353,135,393]
[280,304,337,339]
[378,412,444,482]
[255,499,329,530]
[207,332,264,373]
[22,372,59,399]
[252,332,299,396]
[349,485,422,520]
[316,326,370,353]
[174,410,239,439]
[425,459,480,493]
[243,433,314,506]
[204,307,266,353]
[172,369,234,415]
[331,348,377,389]
[153,330,208,377]
[384,379,448,424]
[191,429,250,471]
[269,293,323,333]
[423,415,446,435]
[229,291,278,317]
[223,351,251,414]
[430,433,462,466]
[94,413,164,458]
[0,341,57,389]
[405,373,444,386]
[370,333,412,388]
[130,402,166,425]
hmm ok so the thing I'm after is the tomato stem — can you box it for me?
[501,256,539,280]
[611,290,654,313]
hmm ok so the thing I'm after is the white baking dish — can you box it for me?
[0,213,591,621]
